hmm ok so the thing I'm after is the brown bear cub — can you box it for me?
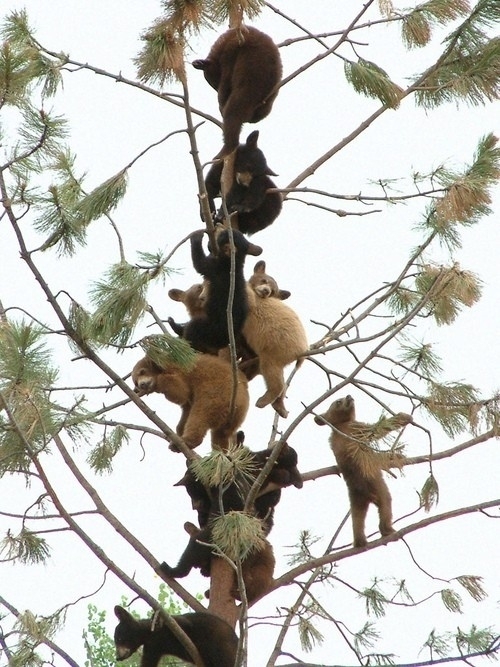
[113,605,238,667]
[315,395,412,547]
[193,26,282,157]
[131,354,249,451]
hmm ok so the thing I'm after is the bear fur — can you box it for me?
[241,261,308,418]
[204,131,283,235]
[160,523,276,604]
[131,354,249,451]
[314,395,412,547]
[175,441,303,532]
[193,26,282,157]
[169,229,262,354]
[167,283,207,336]
[113,605,237,667]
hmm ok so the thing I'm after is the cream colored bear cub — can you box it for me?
[315,395,412,547]
[242,261,308,418]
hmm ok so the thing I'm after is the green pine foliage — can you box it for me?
[1,528,50,564]
[87,262,152,346]
[86,425,130,474]
[344,58,403,108]
[139,333,197,368]
[76,171,128,226]
[420,472,440,511]
[415,0,500,107]
[401,0,470,49]
[211,511,266,561]
[0,321,59,472]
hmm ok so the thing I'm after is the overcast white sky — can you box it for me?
[1,2,499,666]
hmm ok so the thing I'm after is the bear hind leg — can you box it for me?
[374,481,395,537]
[348,489,370,548]
[255,360,286,413]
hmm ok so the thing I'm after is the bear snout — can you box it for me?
[134,377,154,394]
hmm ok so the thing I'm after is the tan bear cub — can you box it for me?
[315,395,412,547]
[132,355,249,451]
[242,261,308,418]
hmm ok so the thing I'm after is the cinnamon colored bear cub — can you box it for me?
[113,605,238,667]
[193,26,282,157]
[315,395,412,547]
[131,354,249,451]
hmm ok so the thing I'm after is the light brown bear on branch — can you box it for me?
[132,355,249,452]
[241,261,308,418]
[315,395,412,547]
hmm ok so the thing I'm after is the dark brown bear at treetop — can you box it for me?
[204,130,283,235]
[113,605,238,667]
[315,395,412,547]
[193,25,282,157]
[131,354,249,452]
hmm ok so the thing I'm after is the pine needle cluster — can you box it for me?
[0,321,59,472]
[345,419,408,479]
[189,444,258,491]
[415,0,500,107]
[210,511,266,561]
[134,0,266,85]
[344,58,403,108]
[422,379,480,436]
[401,0,470,49]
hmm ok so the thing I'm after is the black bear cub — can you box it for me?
[193,26,282,157]
[169,228,262,353]
[204,130,283,235]
[113,605,238,667]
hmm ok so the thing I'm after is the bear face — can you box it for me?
[113,605,238,667]
[204,131,283,236]
[315,395,412,547]
[131,354,249,451]
[193,26,282,157]
[248,260,291,300]
[172,229,261,354]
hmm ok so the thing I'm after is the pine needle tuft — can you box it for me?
[344,58,402,108]
[210,511,266,561]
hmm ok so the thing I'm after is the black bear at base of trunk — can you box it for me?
[113,605,238,667]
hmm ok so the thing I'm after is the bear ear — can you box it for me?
[192,58,209,70]
[279,289,291,300]
[246,130,259,148]
[114,606,132,622]
[247,241,263,257]
[253,260,266,274]
[184,521,200,537]
[168,288,184,302]
[265,166,278,177]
